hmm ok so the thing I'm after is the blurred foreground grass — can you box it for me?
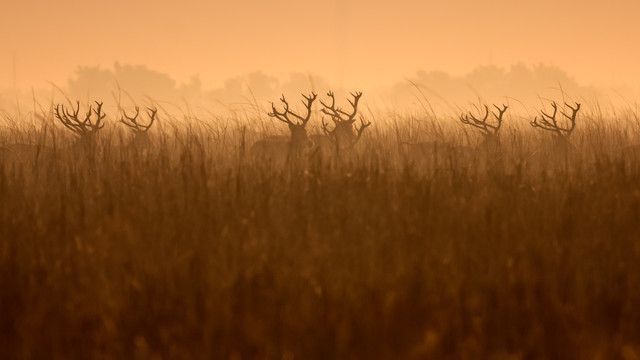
[1,110,640,359]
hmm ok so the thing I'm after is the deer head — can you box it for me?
[530,102,580,138]
[460,104,507,138]
[268,92,317,150]
[120,106,157,147]
[54,101,106,143]
[459,104,508,154]
[530,101,581,155]
[320,91,371,151]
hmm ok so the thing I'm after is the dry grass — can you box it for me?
[1,107,640,360]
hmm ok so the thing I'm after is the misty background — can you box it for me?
[0,62,637,119]
[3,0,639,121]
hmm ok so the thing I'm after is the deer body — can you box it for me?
[1,101,105,165]
[401,104,508,167]
[320,91,371,155]
[249,93,317,166]
[250,129,314,165]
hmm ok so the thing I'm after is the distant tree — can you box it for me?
[68,66,115,101]
[112,63,178,100]
[67,63,203,106]
[281,73,331,96]
[206,71,333,110]
[207,71,277,106]
[386,63,592,111]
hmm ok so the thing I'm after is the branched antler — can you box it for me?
[120,107,158,133]
[268,92,317,126]
[320,91,362,124]
[320,91,370,150]
[530,102,580,137]
[460,104,507,137]
[54,101,106,136]
[354,117,372,143]
[321,117,336,141]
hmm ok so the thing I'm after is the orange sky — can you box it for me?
[1,0,639,91]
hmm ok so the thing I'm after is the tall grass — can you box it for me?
[1,107,640,359]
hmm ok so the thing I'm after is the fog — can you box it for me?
[1,63,637,120]
[3,0,639,98]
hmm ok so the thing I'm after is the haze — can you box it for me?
[2,0,639,92]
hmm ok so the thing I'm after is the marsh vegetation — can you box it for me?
[1,95,639,359]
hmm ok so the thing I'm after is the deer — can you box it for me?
[459,104,508,156]
[1,101,105,164]
[318,91,371,155]
[529,101,580,159]
[120,106,157,149]
[54,101,106,148]
[249,92,317,165]
[399,104,508,168]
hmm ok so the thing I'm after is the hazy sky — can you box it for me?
[1,0,639,91]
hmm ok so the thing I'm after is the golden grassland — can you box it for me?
[1,106,640,359]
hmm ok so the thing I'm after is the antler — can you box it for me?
[321,117,335,140]
[319,91,370,150]
[530,102,580,137]
[320,91,362,124]
[120,106,157,133]
[353,117,372,144]
[268,92,317,126]
[460,104,507,136]
[54,101,106,135]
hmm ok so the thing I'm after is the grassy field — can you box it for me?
[1,103,640,359]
